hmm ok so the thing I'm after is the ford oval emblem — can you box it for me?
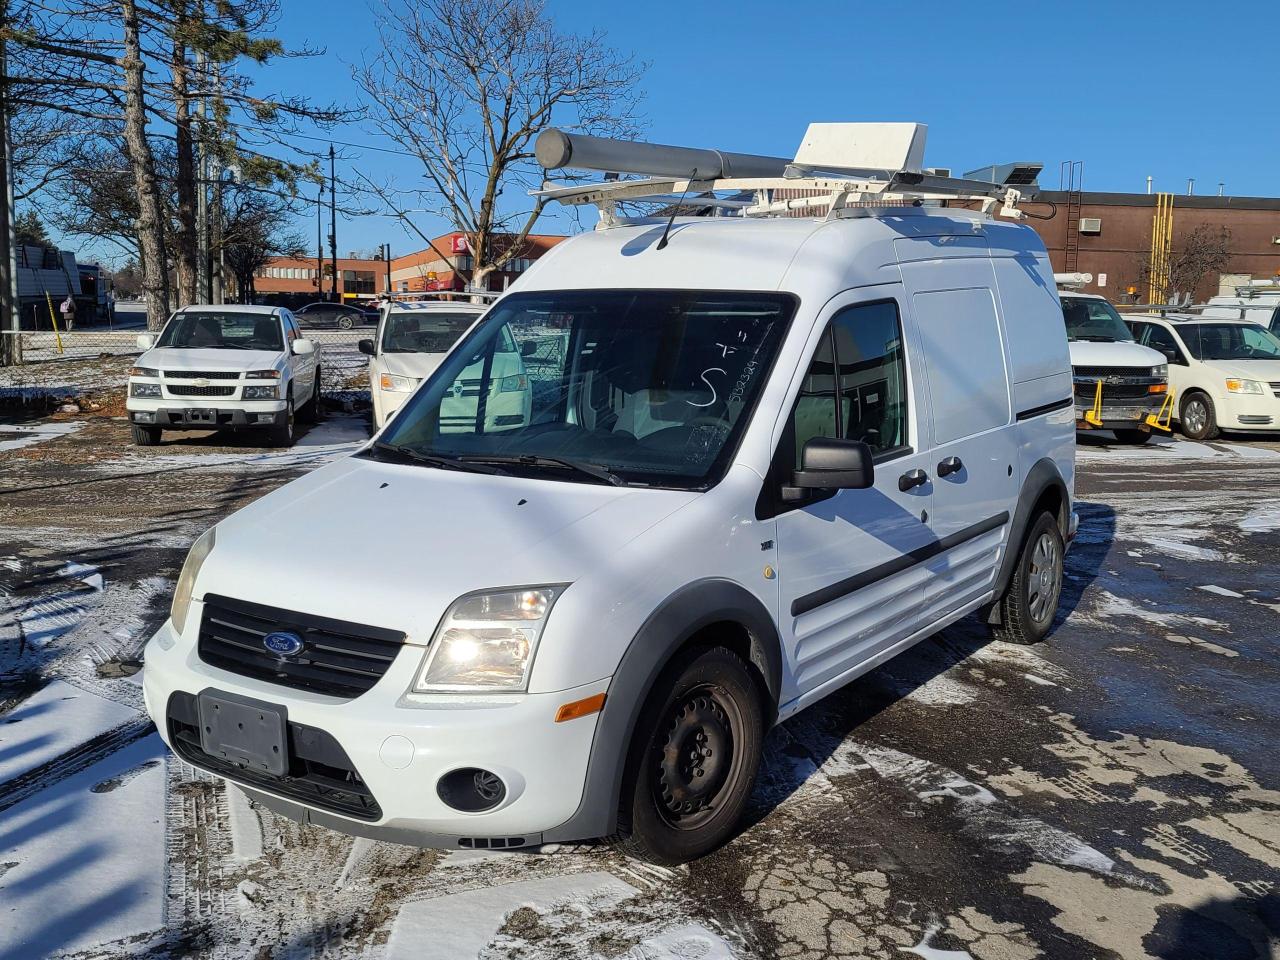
[263,630,304,657]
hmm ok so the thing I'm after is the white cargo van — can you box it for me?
[1054,279,1170,444]
[143,124,1076,864]
[1199,281,1280,334]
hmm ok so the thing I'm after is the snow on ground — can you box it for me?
[0,422,83,452]
[1239,501,1280,534]
[0,560,104,649]
[0,679,138,783]
[0,735,166,960]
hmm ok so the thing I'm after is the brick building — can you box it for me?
[1024,191,1280,302]
[253,233,567,307]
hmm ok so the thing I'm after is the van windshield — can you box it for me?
[381,311,479,354]
[1179,323,1280,361]
[1060,296,1135,343]
[157,311,283,351]
[374,290,795,488]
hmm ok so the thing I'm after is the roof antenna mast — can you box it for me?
[656,174,697,251]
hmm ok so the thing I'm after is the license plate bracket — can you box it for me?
[185,408,216,424]
[197,689,288,777]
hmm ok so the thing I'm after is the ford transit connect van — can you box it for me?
[143,124,1076,864]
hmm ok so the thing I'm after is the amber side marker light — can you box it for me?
[555,692,606,723]
[1149,383,1168,394]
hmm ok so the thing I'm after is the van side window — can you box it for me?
[1140,323,1181,360]
[790,301,909,468]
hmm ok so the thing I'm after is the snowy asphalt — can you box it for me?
[0,412,1277,959]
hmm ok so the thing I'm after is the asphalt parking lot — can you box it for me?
[1,412,1277,960]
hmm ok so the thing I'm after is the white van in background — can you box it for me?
[143,123,1076,865]
[1055,277,1171,444]
[1199,281,1280,335]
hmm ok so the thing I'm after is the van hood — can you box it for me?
[376,352,448,381]
[1068,340,1165,369]
[197,456,698,642]
[141,346,282,373]
[1200,358,1280,382]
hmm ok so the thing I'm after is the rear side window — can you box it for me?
[789,301,909,468]
[912,288,1010,445]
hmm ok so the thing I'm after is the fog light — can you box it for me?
[437,767,507,812]
[133,411,156,423]
[256,413,275,423]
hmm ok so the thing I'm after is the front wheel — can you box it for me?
[338,316,354,330]
[131,422,161,446]
[268,397,295,447]
[992,511,1064,646]
[1112,428,1152,445]
[616,646,764,865]
[1180,393,1219,441]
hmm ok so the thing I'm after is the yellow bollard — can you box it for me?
[45,292,65,355]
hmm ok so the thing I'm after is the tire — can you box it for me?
[268,396,296,447]
[299,370,321,423]
[616,646,764,865]
[992,511,1064,646]
[1112,429,1152,445]
[1180,392,1219,441]
[338,316,354,330]
[130,422,161,446]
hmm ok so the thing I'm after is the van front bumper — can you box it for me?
[142,614,605,848]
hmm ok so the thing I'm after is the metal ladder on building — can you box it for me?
[1060,160,1084,272]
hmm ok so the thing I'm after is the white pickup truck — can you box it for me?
[1056,279,1170,444]
[127,305,320,447]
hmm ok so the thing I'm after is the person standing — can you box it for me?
[59,294,77,331]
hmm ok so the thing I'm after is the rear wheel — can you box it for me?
[616,646,764,865]
[1180,393,1219,441]
[130,423,161,446]
[338,315,354,330]
[992,511,1063,646]
[1112,428,1152,445]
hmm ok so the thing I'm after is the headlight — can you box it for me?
[1152,363,1168,379]
[242,385,279,400]
[499,374,528,393]
[130,366,159,378]
[380,373,416,393]
[171,528,215,634]
[1226,378,1264,395]
[246,369,281,379]
[130,382,161,398]
[414,586,565,692]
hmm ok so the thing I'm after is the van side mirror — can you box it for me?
[292,339,316,356]
[783,438,875,501]
[358,338,375,356]
[136,333,156,350]
[1161,347,1187,365]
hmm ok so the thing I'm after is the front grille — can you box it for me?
[1075,382,1155,401]
[166,691,382,820]
[168,384,236,397]
[164,370,240,379]
[1073,365,1158,379]
[1269,381,1280,398]
[459,377,483,397]
[198,593,406,699]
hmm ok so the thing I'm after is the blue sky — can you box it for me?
[89,0,1280,261]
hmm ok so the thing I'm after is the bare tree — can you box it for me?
[356,0,644,291]
[1132,225,1234,303]
[221,187,305,303]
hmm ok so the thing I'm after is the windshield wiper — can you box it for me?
[365,441,509,475]
[457,454,625,486]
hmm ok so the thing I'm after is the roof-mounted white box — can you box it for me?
[793,123,928,175]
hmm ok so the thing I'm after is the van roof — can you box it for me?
[179,304,280,315]
[513,210,1047,300]
[384,300,487,313]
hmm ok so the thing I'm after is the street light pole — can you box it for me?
[383,242,391,294]
[316,187,323,300]
[0,31,20,365]
[328,144,338,302]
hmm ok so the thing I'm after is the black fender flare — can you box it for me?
[542,578,781,843]
[986,457,1070,624]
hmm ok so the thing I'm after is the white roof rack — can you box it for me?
[532,124,1032,226]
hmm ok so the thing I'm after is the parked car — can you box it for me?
[294,301,376,330]
[142,124,1075,865]
[1056,281,1170,444]
[360,299,529,430]
[127,305,319,447]
[1126,314,1280,440]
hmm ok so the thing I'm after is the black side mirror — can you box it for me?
[357,338,375,356]
[783,438,874,501]
[520,340,537,358]
[1160,347,1185,365]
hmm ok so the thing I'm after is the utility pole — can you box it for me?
[0,30,20,365]
[328,144,338,302]
[316,187,323,300]
[383,242,391,293]
[210,61,224,304]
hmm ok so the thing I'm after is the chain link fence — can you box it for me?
[0,330,373,405]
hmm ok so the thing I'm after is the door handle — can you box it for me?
[937,456,964,477]
[898,468,929,492]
